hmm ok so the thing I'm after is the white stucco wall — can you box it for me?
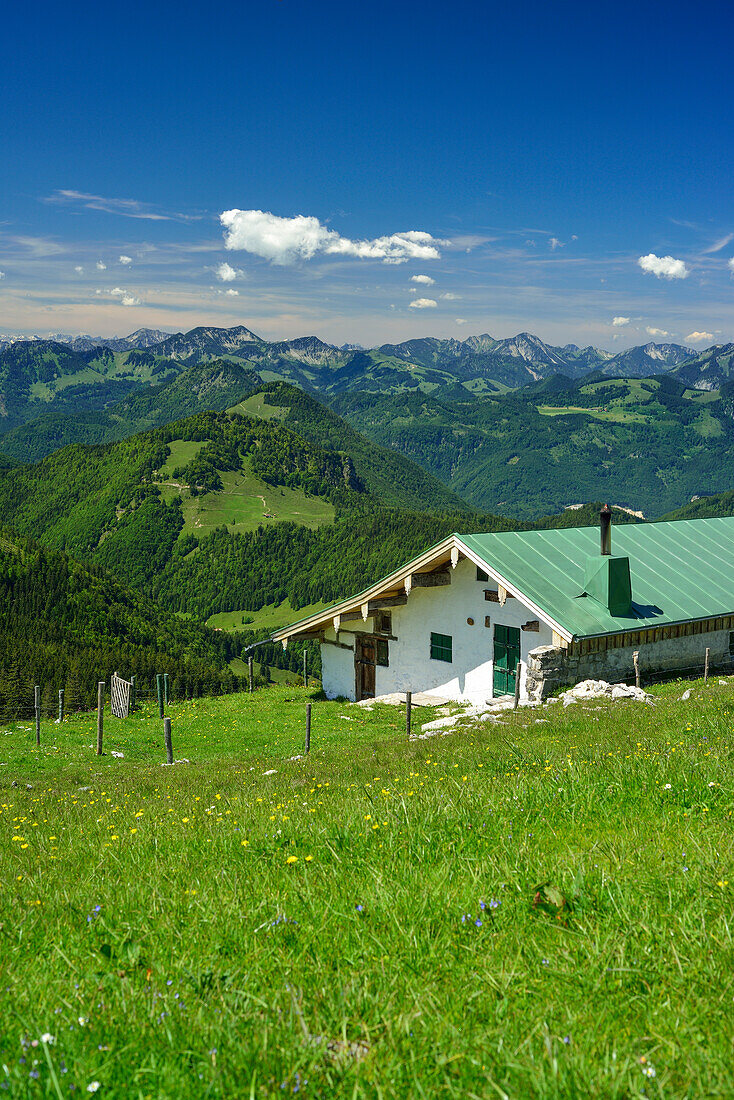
[319,557,555,703]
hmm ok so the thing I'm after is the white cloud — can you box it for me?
[408,298,437,309]
[119,255,133,265]
[224,288,239,296]
[220,208,445,266]
[549,237,563,250]
[612,316,630,326]
[703,233,733,254]
[74,265,84,274]
[455,318,468,325]
[686,331,714,343]
[410,274,435,286]
[96,261,107,271]
[646,326,671,338]
[638,253,689,279]
[215,262,240,282]
[728,257,734,273]
[45,189,195,222]
[440,292,461,300]
[96,286,141,306]
[0,271,4,280]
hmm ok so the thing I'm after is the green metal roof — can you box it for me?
[460,516,734,639]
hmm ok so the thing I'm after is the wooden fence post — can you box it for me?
[633,651,640,689]
[156,674,164,718]
[406,691,412,738]
[248,657,254,694]
[164,717,173,765]
[705,647,710,682]
[164,673,170,707]
[303,651,308,689]
[96,681,104,755]
[58,689,64,724]
[513,662,521,710]
[34,685,40,746]
[305,703,311,755]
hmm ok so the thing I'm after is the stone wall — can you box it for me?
[526,627,733,701]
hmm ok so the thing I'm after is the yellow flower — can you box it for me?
[286,855,298,864]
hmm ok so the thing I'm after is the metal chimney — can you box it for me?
[600,504,612,556]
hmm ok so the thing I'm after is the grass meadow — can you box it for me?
[1,680,732,1098]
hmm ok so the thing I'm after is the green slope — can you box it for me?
[329,377,734,519]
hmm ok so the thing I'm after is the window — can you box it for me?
[430,632,452,662]
[476,566,489,582]
[376,639,389,667]
[375,611,392,635]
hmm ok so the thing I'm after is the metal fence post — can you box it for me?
[58,688,64,724]
[34,685,41,746]
[248,657,254,694]
[704,647,710,682]
[513,662,521,709]
[156,674,164,718]
[406,691,412,738]
[305,703,311,754]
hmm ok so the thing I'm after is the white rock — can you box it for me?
[681,689,691,700]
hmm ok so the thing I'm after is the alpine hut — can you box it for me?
[272,510,734,703]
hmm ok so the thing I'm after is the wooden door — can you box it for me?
[493,625,520,696]
[355,635,376,700]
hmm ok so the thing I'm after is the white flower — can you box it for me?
[642,1065,657,1078]
[39,1033,55,1045]
[708,781,716,787]
[87,1083,101,1093]
[78,1016,88,1027]
[662,783,672,790]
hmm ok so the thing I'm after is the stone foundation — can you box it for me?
[526,628,733,702]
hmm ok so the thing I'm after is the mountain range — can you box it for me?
[2,323,725,435]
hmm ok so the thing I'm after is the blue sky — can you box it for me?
[1,0,732,348]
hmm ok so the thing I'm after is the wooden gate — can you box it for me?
[111,673,132,719]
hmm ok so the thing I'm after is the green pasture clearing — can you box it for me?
[1,679,732,1097]
[691,409,724,437]
[229,393,290,421]
[536,405,649,423]
[28,368,104,401]
[683,387,720,402]
[157,440,206,477]
[159,457,335,537]
[207,598,329,633]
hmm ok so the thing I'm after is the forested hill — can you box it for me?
[0,339,183,431]
[0,358,263,463]
[0,529,242,721]
[230,383,470,513]
[0,409,368,578]
[0,402,520,624]
[329,375,734,519]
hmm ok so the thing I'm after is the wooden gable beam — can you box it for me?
[411,570,451,588]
